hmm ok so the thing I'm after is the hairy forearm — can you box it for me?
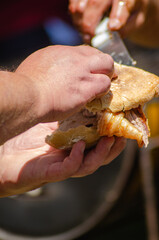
[0,71,40,145]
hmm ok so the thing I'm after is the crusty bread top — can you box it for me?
[86,63,159,112]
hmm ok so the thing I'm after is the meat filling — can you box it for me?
[58,109,98,131]
[125,106,150,146]
[58,106,150,147]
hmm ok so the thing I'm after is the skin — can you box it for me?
[0,122,126,197]
[0,44,126,197]
[69,0,159,47]
[0,45,114,145]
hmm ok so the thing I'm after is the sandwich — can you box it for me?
[46,63,159,149]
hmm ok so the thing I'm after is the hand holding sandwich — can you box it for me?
[47,62,159,150]
[0,45,113,144]
[16,45,114,122]
[0,44,127,197]
[0,122,126,197]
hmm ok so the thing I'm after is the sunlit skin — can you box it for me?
[0,122,126,197]
[0,45,114,145]
[0,44,127,197]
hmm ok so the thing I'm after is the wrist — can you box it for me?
[24,73,56,123]
[0,71,41,143]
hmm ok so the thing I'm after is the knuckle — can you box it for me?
[77,44,91,53]
[92,53,101,62]
[99,73,111,85]
[93,52,114,66]
[104,77,111,91]
[105,54,114,67]
[88,0,100,7]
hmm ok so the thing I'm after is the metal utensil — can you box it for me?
[91,17,136,66]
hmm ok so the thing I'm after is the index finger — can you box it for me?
[82,0,112,40]
[69,0,79,13]
[69,0,88,13]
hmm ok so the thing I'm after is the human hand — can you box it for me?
[0,123,126,197]
[69,0,149,43]
[16,45,114,122]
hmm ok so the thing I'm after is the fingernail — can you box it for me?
[108,18,121,30]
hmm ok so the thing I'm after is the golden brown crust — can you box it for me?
[86,63,159,112]
[46,64,159,149]
[46,125,100,150]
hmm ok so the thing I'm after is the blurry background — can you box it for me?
[0,1,159,239]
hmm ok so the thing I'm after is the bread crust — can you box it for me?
[46,125,100,149]
[46,63,159,149]
[86,63,159,112]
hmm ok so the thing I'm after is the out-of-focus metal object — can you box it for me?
[91,17,136,66]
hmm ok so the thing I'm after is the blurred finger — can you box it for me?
[69,0,88,13]
[69,0,84,30]
[82,0,112,39]
[119,1,148,38]
[109,0,136,30]
[69,0,79,13]
[76,0,88,13]
[119,12,145,38]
